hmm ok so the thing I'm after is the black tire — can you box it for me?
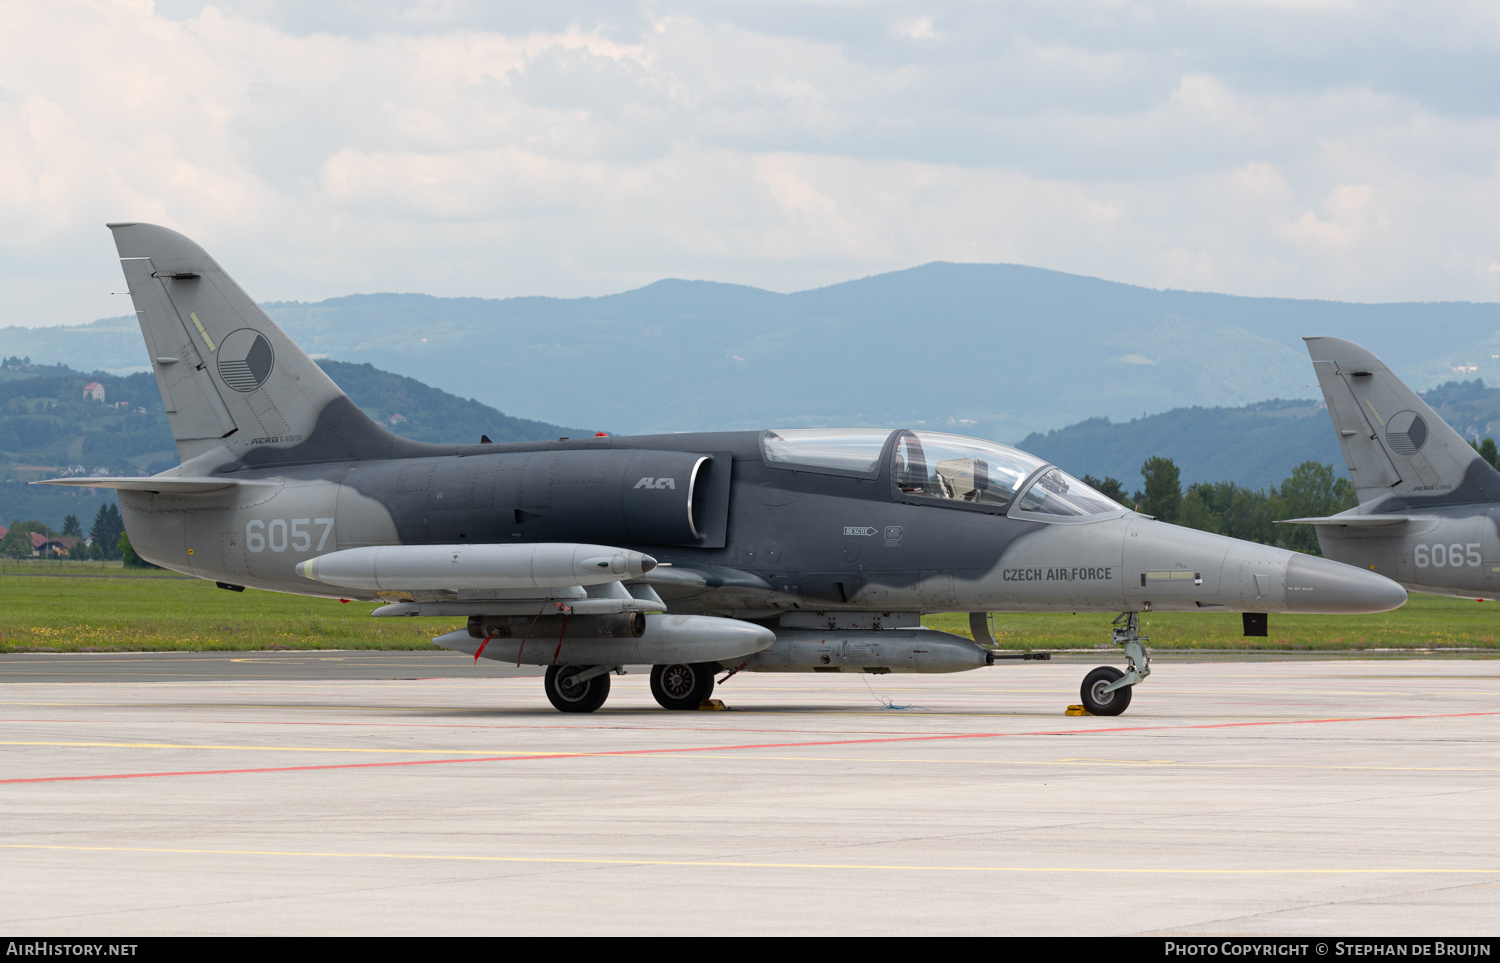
[1080,666,1133,716]
[544,664,611,713]
[649,662,716,710]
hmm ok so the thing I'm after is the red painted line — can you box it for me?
[2,709,1496,786]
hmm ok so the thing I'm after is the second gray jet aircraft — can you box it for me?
[1290,336,1500,601]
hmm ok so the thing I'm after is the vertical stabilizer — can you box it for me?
[1305,336,1500,507]
[108,222,402,468]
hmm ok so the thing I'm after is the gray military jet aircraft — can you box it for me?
[1289,336,1500,600]
[37,224,1407,715]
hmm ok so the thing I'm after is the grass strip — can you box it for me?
[0,560,1493,653]
[0,560,458,652]
[928,595,1500,651]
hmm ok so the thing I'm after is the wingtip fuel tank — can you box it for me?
[296,543,659,592]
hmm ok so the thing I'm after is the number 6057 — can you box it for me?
[245,517,334,553]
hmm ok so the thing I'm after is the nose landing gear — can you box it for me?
[1080,665,1130,715]
[1079,612,1150,716]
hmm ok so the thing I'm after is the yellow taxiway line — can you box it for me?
[1,842,1498,876]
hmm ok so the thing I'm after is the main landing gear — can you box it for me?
[649,662,717,710]
[544,664,619,713]
[1079,612,1151,717]
[540,662,718,713]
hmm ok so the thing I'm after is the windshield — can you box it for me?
[762,429,895,473]
[892,430,1046,509]
[1015,468,1126,517]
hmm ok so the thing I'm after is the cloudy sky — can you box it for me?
[4,0,1500,327]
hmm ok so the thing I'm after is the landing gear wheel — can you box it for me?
[650,662,716,710]
[1080,666,1132,717]
[544,664,611,713]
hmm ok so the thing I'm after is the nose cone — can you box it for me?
[1284,554,1407,614]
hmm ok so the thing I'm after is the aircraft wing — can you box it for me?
[629,565,774,591]
[1277,514,1418,527]
[372,597,665,618]
[29,476,276,494]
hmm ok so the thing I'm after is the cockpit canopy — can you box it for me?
[762,429,890,473]
[891,430,1042,507]
[761,428,1126,518]
[1013,466,1126,517]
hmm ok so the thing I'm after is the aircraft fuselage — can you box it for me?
[123,429,1397,620]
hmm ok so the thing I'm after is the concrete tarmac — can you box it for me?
[0,650,544,683]
[1,653,1498,936]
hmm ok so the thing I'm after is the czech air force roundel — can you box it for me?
[1385,409,1428,455]
[216,327,275,392]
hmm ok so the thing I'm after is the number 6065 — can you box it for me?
[1414,542,1480,568]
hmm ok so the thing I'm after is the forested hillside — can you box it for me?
[0,357,579,530]
[1019,400,1342,492]
[321,360,584,444]
[0,361,176,477]
[1020,381,1496,492]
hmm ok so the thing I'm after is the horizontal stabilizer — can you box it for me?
[1277,514,1416,527]
[29,476,275,494]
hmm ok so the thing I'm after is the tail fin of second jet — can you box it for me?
[109,222,412,470]
[1304,336,1500,508]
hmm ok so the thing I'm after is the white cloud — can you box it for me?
[1,0,1499,328]
[894,16,938,41]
